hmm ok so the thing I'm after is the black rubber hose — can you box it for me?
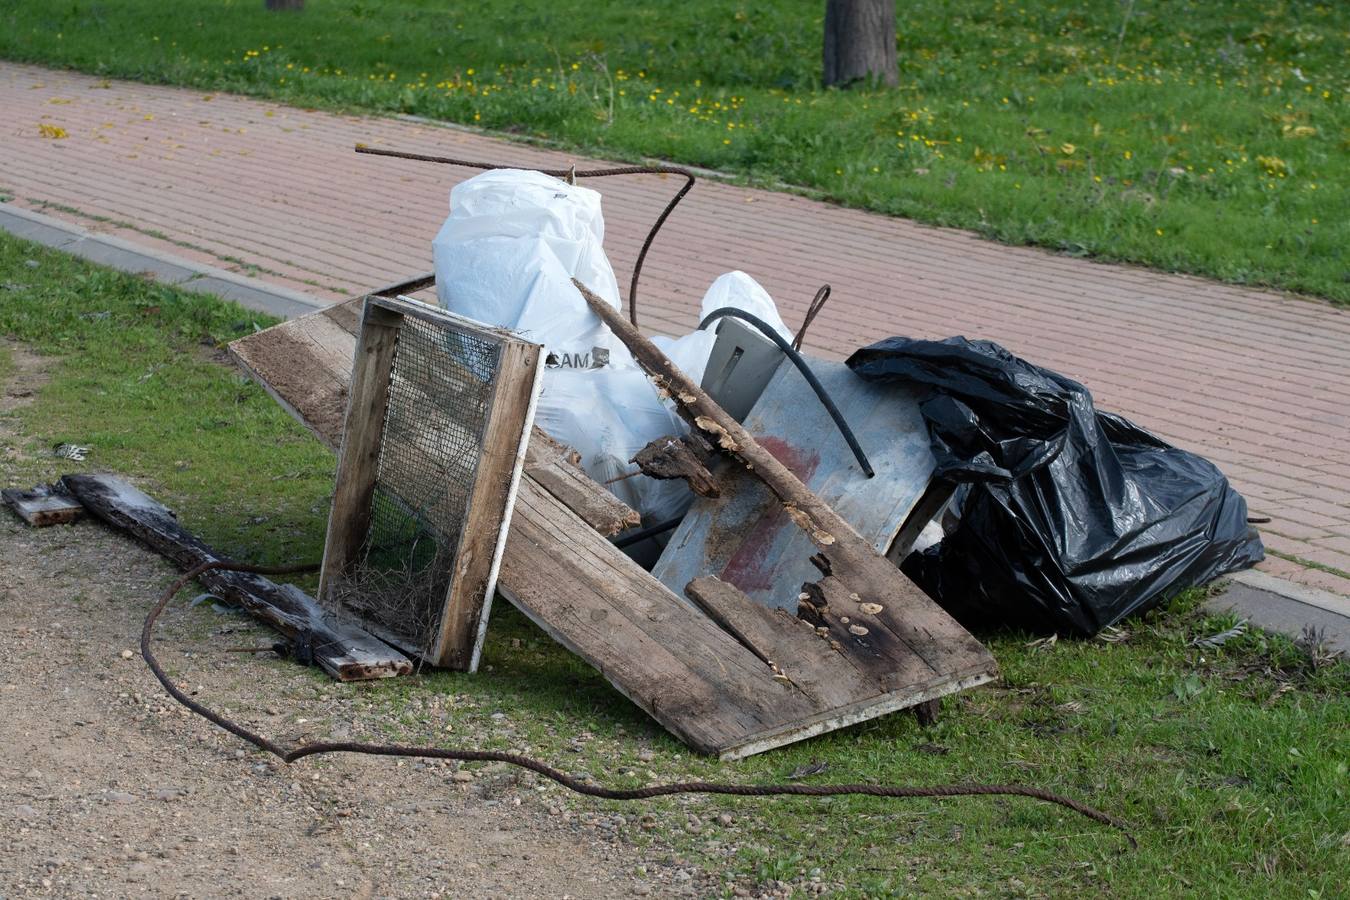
[612,516,684,548]
[135,560,1135,847]
[697,307,875,478]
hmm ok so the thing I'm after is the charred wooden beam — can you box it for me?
[631,433,720,498]
[62,473,412,682]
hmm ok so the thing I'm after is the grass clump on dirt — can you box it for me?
[2,234,1347,897]
[2,0,1347,304]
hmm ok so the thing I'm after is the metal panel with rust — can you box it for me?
[653,358,941,609]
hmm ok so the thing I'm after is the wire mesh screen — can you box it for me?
[330,314,502,650]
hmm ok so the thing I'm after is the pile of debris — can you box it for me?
[5,160,1261,764]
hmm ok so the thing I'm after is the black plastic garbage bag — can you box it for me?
[846,336,1264,637]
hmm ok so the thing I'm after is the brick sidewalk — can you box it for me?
[4,62,1348,596]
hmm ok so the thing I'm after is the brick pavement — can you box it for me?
[3,62,1348,596]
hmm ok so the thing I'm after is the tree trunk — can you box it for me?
[264,0,304,10]
[823,0,898,88]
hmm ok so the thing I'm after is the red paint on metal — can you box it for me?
[717,437,819,593]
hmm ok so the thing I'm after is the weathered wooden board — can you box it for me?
[3,483,84,527]
[523,430,641,537]
[229,296,638,536]
[653,358,947,609]
[319,296,543,672]
[229,287,994,757]
[62,473,413,682]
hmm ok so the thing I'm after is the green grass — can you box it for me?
[2,234,1348,896]
[2,1,1346,304]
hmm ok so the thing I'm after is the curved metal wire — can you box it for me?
[354,145,695,327]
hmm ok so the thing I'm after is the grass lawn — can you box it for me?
[3,235,1348,896]
[2,1,1346,304]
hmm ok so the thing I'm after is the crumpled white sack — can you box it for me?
[433,169,627,366]
[430,170,794,524]
[698,270,794,345]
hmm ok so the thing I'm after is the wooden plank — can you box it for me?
[684,576,878,709]
[653,358,943,609]
[3,483,83,527]
[524,431,640,537]
[62,473,412,682]
[318,302,401,609]
[575,279,997,693]
[430,323,543,671]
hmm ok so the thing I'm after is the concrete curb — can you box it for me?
[0,204,330,320]
[1207,573,1349,656]
[1229,568,1350,618]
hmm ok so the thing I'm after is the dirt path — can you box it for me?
[0,350,706,899]
[0,526,694,898]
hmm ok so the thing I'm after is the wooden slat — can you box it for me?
[524,431,640,537]
[685,576,878,709]
[3,484,84,527]
[430,329,543,670]
[62,473,412,682]
[319,303,401,606]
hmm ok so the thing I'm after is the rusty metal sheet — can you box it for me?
[652,357,937,609]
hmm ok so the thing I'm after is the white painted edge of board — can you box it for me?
[467,335,546,673]
[717,668,998,761]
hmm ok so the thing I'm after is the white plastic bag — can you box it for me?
[433,169,628,368]
[698,270,793,345]
[431,170,794,524]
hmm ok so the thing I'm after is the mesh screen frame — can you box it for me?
[319,295,543,671]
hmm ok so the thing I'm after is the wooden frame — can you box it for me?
[318,295,543,671]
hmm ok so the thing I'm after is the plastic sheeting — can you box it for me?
[432,170,791,523]
[847,336,1265,637]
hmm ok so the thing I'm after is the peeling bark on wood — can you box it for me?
[62,473,412,682]
[631,433,720,498]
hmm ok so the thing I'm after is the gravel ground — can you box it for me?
[0,342,731,899]
[0,511,758,898]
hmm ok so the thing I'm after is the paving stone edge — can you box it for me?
[0,203,329,320]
